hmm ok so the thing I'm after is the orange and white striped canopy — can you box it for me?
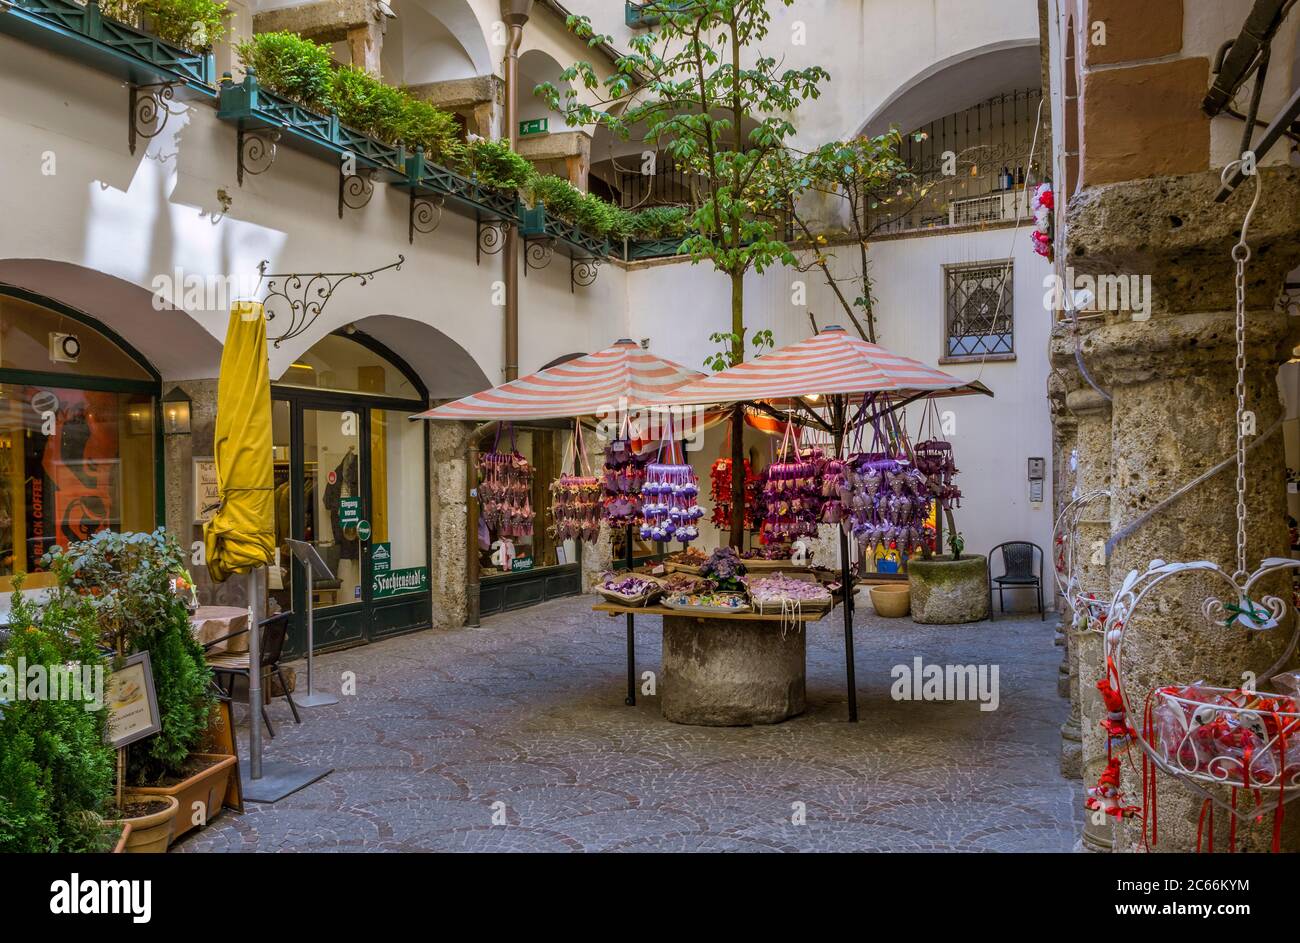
[415,339,705,422]
[650,326,987,406]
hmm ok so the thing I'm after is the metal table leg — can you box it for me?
[625,612,636,706]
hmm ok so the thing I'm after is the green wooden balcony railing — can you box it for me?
[519,205,610,259]
[0,0,216,87]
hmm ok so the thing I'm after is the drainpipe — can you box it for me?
[501,0,533,382]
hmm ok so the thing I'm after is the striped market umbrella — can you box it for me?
[651,325,989,407]
[415,339,705,422]
[649,324,992,727]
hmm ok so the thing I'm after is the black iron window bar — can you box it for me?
[945,261,1013,357]
[257,255,404,348]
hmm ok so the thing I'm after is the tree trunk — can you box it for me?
[729,271,746,549]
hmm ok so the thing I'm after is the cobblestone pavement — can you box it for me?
[176,595,1082,853]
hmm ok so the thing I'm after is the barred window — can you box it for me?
[944,261,1013,358]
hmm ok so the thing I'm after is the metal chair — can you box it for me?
[988,541,1045,620]
[204,611,301,737]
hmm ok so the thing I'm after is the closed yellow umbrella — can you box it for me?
[204,301,276,582]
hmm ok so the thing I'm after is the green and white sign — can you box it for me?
[519,117,548,136]
[510,556,534,572]
[372,542,392,573]
[372,566,428,598]
[357,520,372,542]
[339,497,360,526]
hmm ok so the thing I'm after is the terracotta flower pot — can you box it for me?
[869,583,911,618]
[109,793,179,854]
[134,753,238,844]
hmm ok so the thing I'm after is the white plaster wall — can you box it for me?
[0,35,625,387]
[625,225,1055,568]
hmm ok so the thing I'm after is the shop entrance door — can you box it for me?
[269,394,430,655]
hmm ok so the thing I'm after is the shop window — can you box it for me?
[279,333,420,399]
[943,261,1014,359]
[0,294,158,592]
[480,426,577,576]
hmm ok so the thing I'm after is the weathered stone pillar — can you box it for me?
[430,421,473,627]
[516,130,592,191]
[1060,377,1114,844]
[1070,167,1300,852]
[406,76,503,140]
[253,0,388,76]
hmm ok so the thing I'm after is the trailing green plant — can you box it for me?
[48,530,213,785]
[527,173,586,224]
[236,30,335,112]
[388,94,466,168]
[99,0,228,50]
[627,205,690,240]
[464,138,535,191]
[0,575,115,853]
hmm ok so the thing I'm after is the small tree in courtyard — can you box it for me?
[540,0,828,548]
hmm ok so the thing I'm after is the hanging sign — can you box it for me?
[519,117,548,136]
[357,520,372,542]
[372,566,428,598]
[339,497,360,526]
[372,542,392,573]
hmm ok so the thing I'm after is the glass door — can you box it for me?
[272,399,430,654]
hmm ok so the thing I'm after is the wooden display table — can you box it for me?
[594,601,833,726]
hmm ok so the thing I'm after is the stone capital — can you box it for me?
[1063,167,1300,313]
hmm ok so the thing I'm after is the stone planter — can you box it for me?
[661,615,805,725]
[908,554,990,624]
[134,754,237,844]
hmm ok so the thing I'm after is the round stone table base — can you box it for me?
[661,615,806,726]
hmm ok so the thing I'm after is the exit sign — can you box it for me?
[519,118,549,136]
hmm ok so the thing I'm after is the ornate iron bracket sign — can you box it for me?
[129,81,187,155]
[237,126,279,185]
[338,160,376,219]
[408,192,444,243]
[257,255,405,348]
[476,215,507,266]
[571,256,600,293]
[523,237,554,275]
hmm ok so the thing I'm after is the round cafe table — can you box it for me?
[189,606,250,654]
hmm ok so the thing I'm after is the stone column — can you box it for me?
[347,23,383,76]
[1072,386,1114,851]
[430,421,473,627]
[1071,167,1300,852]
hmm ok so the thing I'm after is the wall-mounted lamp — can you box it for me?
[162,386,192,435]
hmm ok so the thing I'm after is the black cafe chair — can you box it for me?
[988,541,1045,620]
[203,611,301,737]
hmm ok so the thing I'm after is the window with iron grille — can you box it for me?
[943,261,1013,358]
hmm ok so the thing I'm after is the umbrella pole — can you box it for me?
[249,565,265,779]
[833,395,859,723]
[624,523,636,706]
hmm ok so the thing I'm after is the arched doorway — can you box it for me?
[269,329,431,655]
[0,287,161,594]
